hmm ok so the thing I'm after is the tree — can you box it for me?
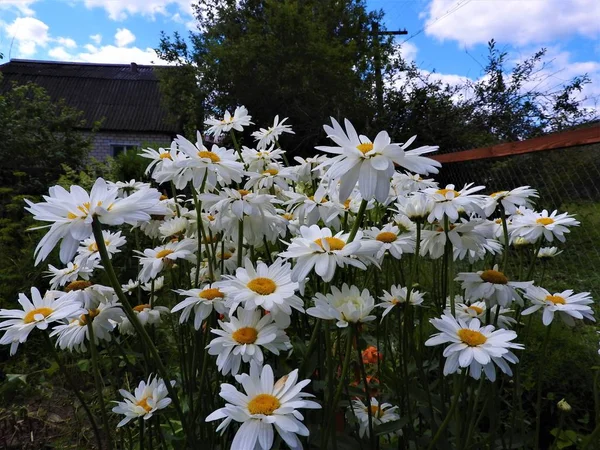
[384,40,594,151]
[157,0,392,156]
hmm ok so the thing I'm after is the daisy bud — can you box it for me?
[557,398,572,413]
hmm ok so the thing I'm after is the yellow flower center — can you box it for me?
[467,305,484,315]
[136,397,153,413]
[536,217,554,226]
[238,189,250,198]
[217,251,233,260]
[78,308,100,326]
[156,249,174,259]
[356,143,374,154]
[247,394,281,415]
[480,269,508,285]
[263,168,279,175]
[23,307,54,324]
[198,151,221,163]
[159,195,169,201]
[133,304,151,312]
[545,295,566,305]
[207,214,215,221]
[247,278,277,295]
[343,199,352,209]
[490,191,507,198]
[368,406,382,418]
[159,153,172,160]
[376,231,397,243]
[314,237,346,251]
[232,326,258,344]
[88,242,99,252]
[282,213,294,220]
[435,188,460,197]
[458,329,487,347]
[199,288,224,300]
[65,280,93,292]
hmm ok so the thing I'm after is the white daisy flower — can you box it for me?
[283,185,337,227]
[122,279,141,295]
[378,285,425,319]
[207,307,292,376]
[391,172,437,197]
[205,105,253,138]
[136,238,197,283]
[511,209,580,243]
[350,398,400,438]
[159,217,190,239]
[364,223,414,261]
[112,375,174,427]
[0,288,83,355]
[316,118,440,202]
[206,364,320,450]
[395,192,434,223]
[174,133,244,189]
[425,313,523,381]
[420,220,488,260]
[423,183,487,223]
[279,225,380,283]
[449,299,516,329]
[242,145,285,172]
[251,115,295,149]
[215,258,303,328]
[119,304,170,335]
[139,143,176,175]
[108,179,152,198]
[537,246,563,260]
[307,284,376,328]
[483,186,538,217]
[292,154,329,183]
[50,298,123,352]
[63,281,115,309]
[46,261,96,290]
[172,285,227,330]
[75,230,127,265]
[522,286,595,326]
[455,264,532,307]
[244,163,297,191]
[25,178,166,265]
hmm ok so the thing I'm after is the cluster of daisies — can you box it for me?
[0,105,596,449]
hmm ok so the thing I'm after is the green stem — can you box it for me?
[427,370,467,450]
[86,318,113,450]
[534,322,554,449]
[347,199,368,242]
[299,320,321,377]
[582,422,600,449]
[43,333,103,450]
[91,218,191,446]
[237,219,244,267]
[355,325,376,449]
[322,327,354,449]
[500,205,510,272]
[139,417,145,450]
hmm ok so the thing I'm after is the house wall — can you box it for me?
[84,131,175,160]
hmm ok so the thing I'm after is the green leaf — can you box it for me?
[374,417,409,436]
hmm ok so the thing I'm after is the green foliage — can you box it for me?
[157,0,389,155]
[385,40,594,150]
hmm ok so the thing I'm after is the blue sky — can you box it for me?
[1,0,599,109]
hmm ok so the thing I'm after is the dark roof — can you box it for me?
[0,59,179,134]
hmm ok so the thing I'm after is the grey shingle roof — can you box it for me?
[0,59,179,134]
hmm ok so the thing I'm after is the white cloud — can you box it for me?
[90,33,102,45]
[77,44,163,64]
[398,42,418,62]
[48,46,74,60]
[0,0,39,16]
[54,37,77,48]
[78,0,193,21]
[114,28,135,47]
[424,0,600,47]
[5,16,49,57]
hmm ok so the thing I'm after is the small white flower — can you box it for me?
[350,398,400,438]
[137,239,196,283]
[206,364,320,450]
[425,313,523,381]
[455,264,532,307]
[119,304,170,335]
[364,224,414,261]
[112,376,174,427]
[75,230,126,265]
[0,288,83,355]
[251,115,295,149]
[537,246,563,260]
[172,285,227,330]
[46,261,96,290]
[423,183,487,223]
[205,106,253,138]
[279,225,379,283]
[522,286,595,326]
[307,284,376,328]
[483,186,538,216]
[511,209,580,243]
[215,258,303,328]
[378,285,425,319]
[449,299,516,329]
[207,307,291,375]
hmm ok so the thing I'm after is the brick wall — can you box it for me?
[83,131,174,160]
